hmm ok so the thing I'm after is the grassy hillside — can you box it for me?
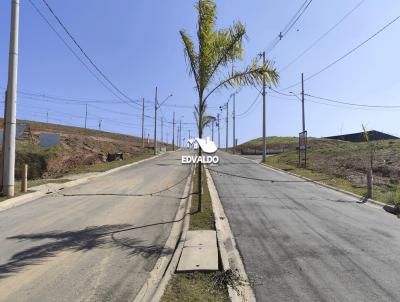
[235,136,342,153]
[239,136,400,205]
[0,119,164,179]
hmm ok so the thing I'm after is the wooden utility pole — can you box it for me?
[20,164,27,193]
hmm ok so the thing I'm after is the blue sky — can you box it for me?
[1,0,400,146]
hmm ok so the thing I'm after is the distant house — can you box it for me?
[325,130,399,143]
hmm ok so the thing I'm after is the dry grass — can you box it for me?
[262,138,400,204]
[66,153,154,174]
[189,167,215,230]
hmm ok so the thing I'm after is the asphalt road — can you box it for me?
[0,151,190,302]
[210,152,400,302]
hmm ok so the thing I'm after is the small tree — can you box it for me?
[180,0,279,211]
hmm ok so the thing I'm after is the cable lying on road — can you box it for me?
[207,167,333,183]
[59,165,194,199]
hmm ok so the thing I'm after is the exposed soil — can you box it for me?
[1,119,164,179]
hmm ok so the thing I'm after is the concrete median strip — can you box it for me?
[176,230,218,272]
[205,167,256,302]
[134,164,195,302]
[0,152,165,213]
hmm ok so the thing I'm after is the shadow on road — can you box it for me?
[0,222,176,279]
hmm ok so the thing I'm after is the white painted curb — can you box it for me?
[206,167,256,302]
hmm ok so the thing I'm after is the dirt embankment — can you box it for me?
[2,119,157,179]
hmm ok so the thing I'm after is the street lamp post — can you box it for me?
[153,88,173,155]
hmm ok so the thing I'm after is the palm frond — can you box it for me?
[180,30,200,91]
[204,58,279,102]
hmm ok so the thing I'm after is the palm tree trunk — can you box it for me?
[197,94,203,213]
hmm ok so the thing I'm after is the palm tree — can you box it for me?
[180,0,279,211]
[194,106,216,131]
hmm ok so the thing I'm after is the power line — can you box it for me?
[236,92,261,118]
[305,93,400,108]
[40,0,139,107]
[265,0,313,54]
[279,0,366,72]
[281,14,400,91]
[304,98,400,111]
[27,0,139,109]
[18,90,130,104]
[268,87,294,97]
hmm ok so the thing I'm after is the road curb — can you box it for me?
[261,163,397,211]
[134,164,195,302]
[232,152,397,213]
[206,167,256,302]
[0,153,164,213]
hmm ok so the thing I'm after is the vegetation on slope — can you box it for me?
[240,136,400,205]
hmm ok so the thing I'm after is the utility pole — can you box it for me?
[226,101,229,151]
[153,86,158,155]
[98,119,102,130]
[172,112,175,151]
[141,98,145,148]
[217,113,220,148]
[0,91,8,192]
[161,116,164,145]
[176,126,179,148]
[84,104,88,129]
[3,0,20,197]
[262,51,267,162]
[232,92,236,150]
[188,130,191,139]
[211,119,214,142]
[46,111,49,123]
[301,73,305,133]
[180,122,183,147]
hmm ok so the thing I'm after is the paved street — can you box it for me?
[210,152,400,302]
[0,151,190,302]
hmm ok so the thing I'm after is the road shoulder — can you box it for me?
[0,152,164,213]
